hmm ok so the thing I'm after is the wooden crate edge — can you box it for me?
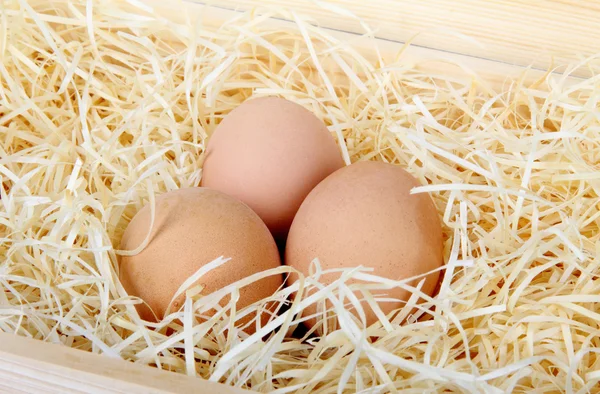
[0,332,249,394]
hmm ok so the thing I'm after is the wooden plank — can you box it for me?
[0,332,248,394]
[143,0,583,88]
[192,0,600,78]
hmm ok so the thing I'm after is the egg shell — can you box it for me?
[119,187,282,333]
[201,97,345,240]
[285,161,444,329]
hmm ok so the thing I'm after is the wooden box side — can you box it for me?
[0,332,247,393]
[190,0,600,78]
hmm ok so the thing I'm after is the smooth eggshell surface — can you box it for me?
[201,97,345,240]
[285,161,444,329]
[119,188,282,332]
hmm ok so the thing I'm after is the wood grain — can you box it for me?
[193,0,600,78]
[139,0,583,89]
[0,332,248,394]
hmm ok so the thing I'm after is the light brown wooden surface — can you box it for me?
[194,0,600,78]
[0,332,247,394]
[145,0,584,88]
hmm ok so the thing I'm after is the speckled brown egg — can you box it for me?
[119,188,282,332]
[201,97,345,241]
[285,161,444,329]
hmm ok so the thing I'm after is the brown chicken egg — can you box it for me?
[119,188,282,333]
[285,161,444,329]
[201,97,345,241]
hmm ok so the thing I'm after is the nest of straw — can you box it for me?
[1,0,600,392]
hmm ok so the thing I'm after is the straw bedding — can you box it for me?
[1,0,599,392]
